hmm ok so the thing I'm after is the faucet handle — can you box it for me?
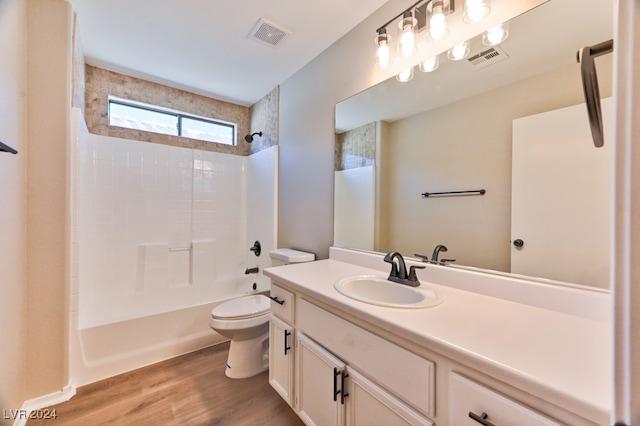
[408,265,426,282]
[414,253,430,263]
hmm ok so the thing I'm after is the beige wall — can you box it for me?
[25,0,73,399]
[84,65,252,155]
[384,60,612,271]
[0,0,27,418]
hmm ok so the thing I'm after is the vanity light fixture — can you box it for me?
[447,41,470,60]
[463,0,491,24]
[398,11,418,57]
[396,66,415,82]
[374,0,501,78]
[482,21,509,46]
[419,55,440,72]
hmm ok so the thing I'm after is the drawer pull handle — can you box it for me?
[284,330,291,355]
[269,295,285,305]
[340,371,349,404]
[469,411,496,426]
[333,368,341,401]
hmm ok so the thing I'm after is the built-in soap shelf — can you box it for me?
[0,140,18,154]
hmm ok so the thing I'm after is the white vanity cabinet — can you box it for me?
[296,332,433,426]
[268,284,296,406]
[265,260,607,426]
[291,295,434,426]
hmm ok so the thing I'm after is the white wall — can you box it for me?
[0,0,27,418]
[277,0,546,259]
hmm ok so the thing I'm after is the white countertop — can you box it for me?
[264,258,611,424]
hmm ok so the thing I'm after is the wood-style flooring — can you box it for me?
[28,343,303,426]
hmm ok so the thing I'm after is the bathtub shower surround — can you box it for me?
[79,134,277,328]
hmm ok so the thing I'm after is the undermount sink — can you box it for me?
[334,275,443,309]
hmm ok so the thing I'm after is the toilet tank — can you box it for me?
[269,248,315,266]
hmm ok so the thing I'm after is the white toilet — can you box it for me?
[208,248,315,379]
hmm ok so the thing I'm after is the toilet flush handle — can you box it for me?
[269,295,285,305]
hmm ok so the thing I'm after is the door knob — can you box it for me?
[513,239,524,248]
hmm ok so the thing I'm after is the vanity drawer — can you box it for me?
[297,298,435,417]
[449,373,561,425]
[269,283,295,323]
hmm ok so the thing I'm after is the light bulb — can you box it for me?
[448,41,470,61]
[419,55,439,72]
[483,22,508,46]
[428,3,449,41]
[375,29,391,69]
[398,12,417,57]
[464,0,490,23]
[396,67,414,83]
[376,43,391,68]
[399,28,415,56]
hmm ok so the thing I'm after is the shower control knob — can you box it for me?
[513,239,524,248]
[250,240,261,256]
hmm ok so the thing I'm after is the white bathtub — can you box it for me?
[70,276,269,387]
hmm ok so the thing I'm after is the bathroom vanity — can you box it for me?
[264,248,611,426]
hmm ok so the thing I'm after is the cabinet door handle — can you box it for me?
[284,330,291,355]
[269,295,285,305]
[340,371,349,404]
[333,368,341,401]
[469,411,496,426]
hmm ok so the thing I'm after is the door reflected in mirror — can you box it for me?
[334,0,614,289]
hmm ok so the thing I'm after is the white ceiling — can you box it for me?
[68,0,390,106]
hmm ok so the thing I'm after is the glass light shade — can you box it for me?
[419,55,439,72]
[447,41,470,61]
[427,2,450,42]
[375,30,392,69]
[483,22,509,46]
[463,0,491,23]
[396,67,414,82]
[398,12,417,57]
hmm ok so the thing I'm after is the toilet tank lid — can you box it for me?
[269,248,315,263]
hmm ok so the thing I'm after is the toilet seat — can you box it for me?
[211,294,270,320]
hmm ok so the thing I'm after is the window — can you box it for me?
[108,97,237,145]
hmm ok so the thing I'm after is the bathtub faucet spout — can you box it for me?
[245,267,259,274]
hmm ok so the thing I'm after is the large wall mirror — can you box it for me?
[334,0,613,289]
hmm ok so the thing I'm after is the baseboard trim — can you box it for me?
[12,382,76,426]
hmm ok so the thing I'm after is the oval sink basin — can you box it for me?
[334,275,443,309]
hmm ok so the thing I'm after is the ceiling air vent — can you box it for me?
[467,45,509,70]
[248,19,291,48]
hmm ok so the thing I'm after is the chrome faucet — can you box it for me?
[383,251,425,287]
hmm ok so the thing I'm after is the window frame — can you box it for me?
[107,96,237,146]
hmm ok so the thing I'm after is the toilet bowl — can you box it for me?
[209,294,271,379]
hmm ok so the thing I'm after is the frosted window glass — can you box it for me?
[109,102,178,136]
[182,117,235,145]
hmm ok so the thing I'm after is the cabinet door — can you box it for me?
[269,316,295,406]
[296,333,346,426]
[345,367,434,426]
